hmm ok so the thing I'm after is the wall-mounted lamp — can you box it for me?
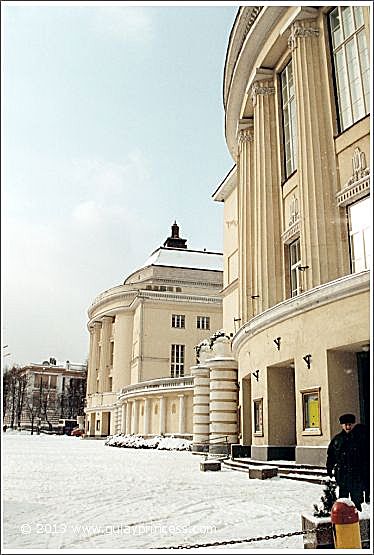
[289,361,295,369]
[273,337,281,351]
[362,344,370,352]
[297,265,310,272]
[303,354,312,369]
[252,369,260,381]
[251,295,260,299]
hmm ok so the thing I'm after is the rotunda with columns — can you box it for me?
[85,223,224,439]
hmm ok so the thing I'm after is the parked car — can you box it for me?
[70,427,83,437]
[57,419,78,435]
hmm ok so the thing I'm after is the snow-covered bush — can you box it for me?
[105,434,192,451]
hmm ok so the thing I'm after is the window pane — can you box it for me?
[341,6,354,39]
[330,8,343,49]
[348,197,371,272]
[353,6,364,28]
[329,6,368,131]
[281,62,297,177]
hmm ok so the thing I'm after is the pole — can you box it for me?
[331,499,361,548]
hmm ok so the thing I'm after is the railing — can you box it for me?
[119,376,194,397]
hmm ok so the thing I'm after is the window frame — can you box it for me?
[171,314,185,329]
[170,344,185,378]
[301,387,322,435]
[328,6,369,133]
[280,61,298,179]
[347,196,371,273]
[253,398,264,436]
[197,316,210,330]
[289,238,301,297]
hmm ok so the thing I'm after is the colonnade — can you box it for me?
[117,394,187,436]
[87,317,114,395]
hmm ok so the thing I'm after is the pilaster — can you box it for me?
[251,75,283,312]
[143,397,151,435]
[289,18,344,288]
[99,316,112,392]
[89,322,101,394]
[237,119,255,322]
[159,396,166,435]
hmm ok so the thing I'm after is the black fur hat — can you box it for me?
[339,413,356,424]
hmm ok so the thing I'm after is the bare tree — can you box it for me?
[16,373,28,429]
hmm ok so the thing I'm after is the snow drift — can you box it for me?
[105,433,192,451]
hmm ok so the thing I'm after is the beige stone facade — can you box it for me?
[213,6,370,465]
[85,224,223,438]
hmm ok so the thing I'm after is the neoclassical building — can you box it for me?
[85,223,223,438]
[211,5,370,465]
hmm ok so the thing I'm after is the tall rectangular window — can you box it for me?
[329,6,369,131]
[253,399,263,435]
[197,316,210,330]
[281,61,297,178]
[289,238,301,297]
[348,197,371,272]
[171,344,185,378]
[110,342,114,366]
[171,314,185,328]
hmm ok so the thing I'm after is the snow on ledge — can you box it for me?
[105,433,192,451]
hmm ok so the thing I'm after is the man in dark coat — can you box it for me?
[326,413,370,511]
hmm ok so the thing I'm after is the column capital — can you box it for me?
[237,127,254,146]
[102,315,113,324]
[288,19,320,51]
[251,81,276,107]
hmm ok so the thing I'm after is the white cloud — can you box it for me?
[72,200,103,227]
[91,7,153,43]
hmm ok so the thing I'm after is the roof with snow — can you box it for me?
[143,247,223,271]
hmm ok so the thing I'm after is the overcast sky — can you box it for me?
[2,2,237,368]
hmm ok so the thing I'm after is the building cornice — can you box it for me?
[232,271,370,356]
[88,290,222,328]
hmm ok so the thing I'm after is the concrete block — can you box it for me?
[200,460,221,472]
[248,465,278,479]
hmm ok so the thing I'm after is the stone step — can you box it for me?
[223,458,328,484]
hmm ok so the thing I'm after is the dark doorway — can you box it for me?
[357,351,370,428]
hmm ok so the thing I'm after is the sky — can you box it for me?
[2,1,238,368]
[6,433,366,552]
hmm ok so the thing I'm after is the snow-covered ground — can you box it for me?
[1,433,364,552]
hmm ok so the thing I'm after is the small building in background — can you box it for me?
[3,358,87,432]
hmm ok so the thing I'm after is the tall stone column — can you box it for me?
[99,316,112,392]
[208,339,239,455]
[132,399,139,435]
[237,120,256,322]
[121,403,127,434]
[178,394,186,435]
[88,322,101,394]
[289,19,344,288]
[112,311,133,391]
[143,397,151,436]
[159,396,166,435]
[191,365,210,452]
[126,401,131,435]
[251,73,283,312]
